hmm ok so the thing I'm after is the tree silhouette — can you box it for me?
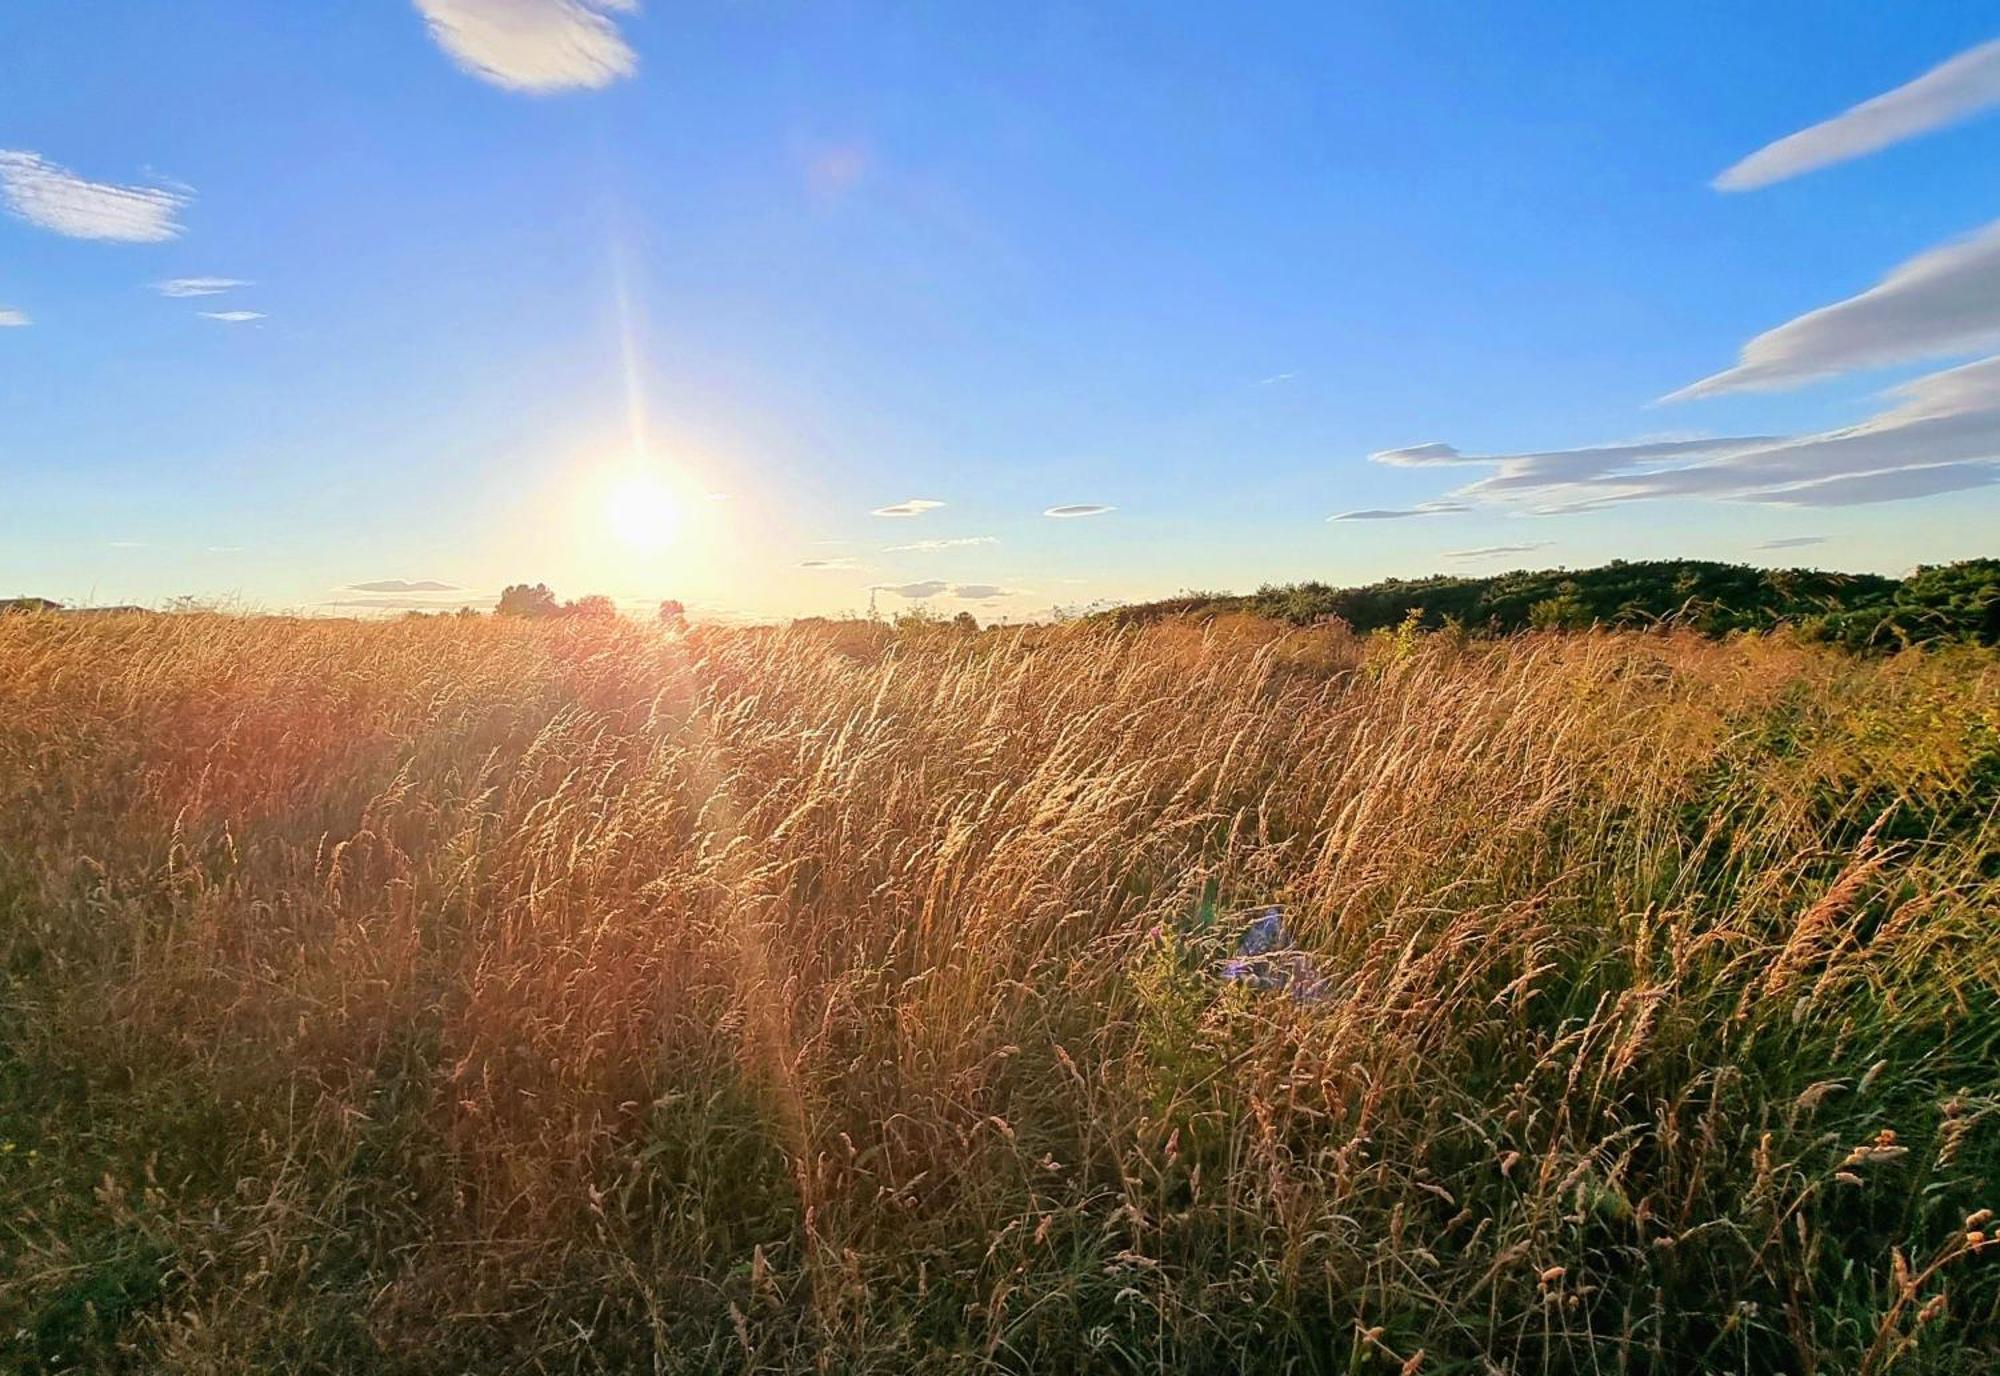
[564,594,617,620]
[496,583,559,618]
[657,599,687,630]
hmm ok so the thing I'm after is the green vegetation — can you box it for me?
[1105,557,2000,648]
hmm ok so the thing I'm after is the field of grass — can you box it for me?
[2,611,1997,1373]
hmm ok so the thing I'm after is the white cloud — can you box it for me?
[414,0,639,93]
[156,277,248,298]
[0,307,28,327]
[1669,219,2000,398]
[1716,39,2000,190]
[1444,543,1552,560]
[1044,504,1114,518]
[800,557,863,571]
[1756,536,1828,550]
[948,584,1015,602]
[873,580,948,599]
[1385,354,2000,511]
[872,499,945,517]
[346,579,459,593]
[884,536,997,552]
[0,150,188,242]
[199,310,265,323]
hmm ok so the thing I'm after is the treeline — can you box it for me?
[1101,558,2000,649]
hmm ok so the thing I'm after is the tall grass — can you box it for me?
[1,611,1995,1373]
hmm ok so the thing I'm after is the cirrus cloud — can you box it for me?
[199,310,265,323]
[871,499,945,517]
[1380,354,2000,512]
[0,307,28,327]
[1327,499,1469,521]
[0,150,188,242]
[1444,542,1553,561]
[414,0,639,94]
[1716,39,2000,191]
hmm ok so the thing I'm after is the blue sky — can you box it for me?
[4,3,1998,619]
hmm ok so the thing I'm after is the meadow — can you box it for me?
[1,611,1996,1373]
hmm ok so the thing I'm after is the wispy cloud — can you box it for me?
[1372,439,1766,469]
[800,558,864,571]
[0,150,187,242]
[872,580,948,599]
[1257,371,1297,386]
[346,579,459,593]
[199,310,265,324]
[1370,442,1470,466]
[1715,39,2000,190]
[948,584,1016,602]
[0,307,28,327]
[1756,536,1828,550]
[414,0,640,93]
[884,536,997,552]
[155,277,249,298]
[1043,504,1114,518]
[1384,354,2000,510]
[1668,219,2000,398]
[1444,542,1552,560]
[1326,500,1468,522]
[872,499,945,518]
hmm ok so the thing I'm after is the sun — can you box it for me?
[603,471,683,554]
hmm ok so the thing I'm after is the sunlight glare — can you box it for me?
[604,471,683,554]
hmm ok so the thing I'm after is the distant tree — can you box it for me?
[657,599,687,630]
[1528,583,1589,631]
[455,606,481,619]
[496,583,560,618]
[951,610,979,633]
[563,594,618,620]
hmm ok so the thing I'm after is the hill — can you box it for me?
[1101,557,2000,649]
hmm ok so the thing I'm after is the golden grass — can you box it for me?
[0,611,1996,1372]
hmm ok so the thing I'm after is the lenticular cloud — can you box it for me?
[1716,39,2000,190]
[1668,219,2000,398]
